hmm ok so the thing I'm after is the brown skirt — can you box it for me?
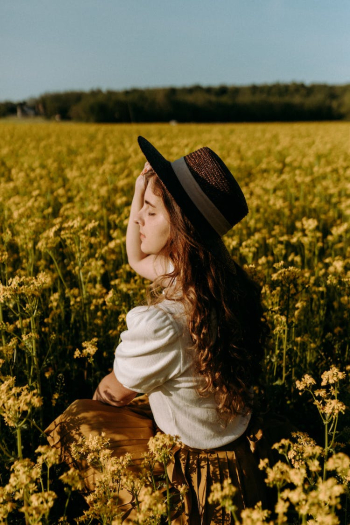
[45,396,293,524]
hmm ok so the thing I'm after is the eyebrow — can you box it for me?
[144,199,156,208]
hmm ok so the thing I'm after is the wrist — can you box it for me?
[135,174,146,195]
[134,187,145,200]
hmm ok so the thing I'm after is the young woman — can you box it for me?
[46,137,277,524]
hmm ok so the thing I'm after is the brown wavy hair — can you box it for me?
[144,170,268,423]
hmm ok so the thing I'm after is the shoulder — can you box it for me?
[115,302,185,393]
[125,302,184,344]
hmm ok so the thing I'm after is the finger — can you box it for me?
[140,161,152,175]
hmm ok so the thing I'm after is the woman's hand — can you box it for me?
[126,162,152,277]
[135,161,152,194]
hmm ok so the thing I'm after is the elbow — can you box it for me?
[93,386,136,407]
[127,256,137,273]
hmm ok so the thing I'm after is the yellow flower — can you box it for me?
[134,486,166,524]
[20,491,57,522]
[208,478,237,516]
[326,453,350,482]
[147,432,181,464]
[0,377,42,427]
[35,445,60,468]
[295,374,316,392]
[74,337,98,363]
[321,366,346,386]
[59,468,85,491]
[240,502,270,525]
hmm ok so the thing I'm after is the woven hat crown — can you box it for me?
[184,147,248,228]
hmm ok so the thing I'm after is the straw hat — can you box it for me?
[137,136,248,272]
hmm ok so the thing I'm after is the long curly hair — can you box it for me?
[144,170,268,423]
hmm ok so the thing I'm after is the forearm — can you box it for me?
[125,166,168,282]
[93,371,137,406]
[126,188,147,268]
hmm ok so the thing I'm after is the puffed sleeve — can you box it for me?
[113,305,183,394]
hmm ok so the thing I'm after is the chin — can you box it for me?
[141,246,153,255]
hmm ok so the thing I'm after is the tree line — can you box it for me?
[1,83,350,122]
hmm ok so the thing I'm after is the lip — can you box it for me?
[140,233,146,239]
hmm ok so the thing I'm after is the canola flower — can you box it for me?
[1,450,60,525]
[0,121,350,523]
[296,366,347,481]
[74,337,99,363]
[68,431,182,524]
[208,478,238,520]
[209,367,349,524]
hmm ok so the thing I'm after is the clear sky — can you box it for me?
[1,0,350,102]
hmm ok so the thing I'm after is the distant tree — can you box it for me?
[0,101,17,118]
[38,91,85,119]
[2,83,349,122]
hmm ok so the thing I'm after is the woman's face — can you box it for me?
[135,179,171,256]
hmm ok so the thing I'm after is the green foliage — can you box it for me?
[2,82,350,122]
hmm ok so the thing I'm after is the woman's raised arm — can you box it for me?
[126,172,148,271]
[126,166,168,281]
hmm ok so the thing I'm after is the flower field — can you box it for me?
[0,121,349,523]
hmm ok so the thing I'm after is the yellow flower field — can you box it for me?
[0,121,349,523]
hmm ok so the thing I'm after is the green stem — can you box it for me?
[23,489,30,525]
[134,491,140,512]
[0,302,6,348]
[47,250,67,290]
[17,426,23,459]
[163,460,172,525]
[0,438,12,459]
[75,238,90,334]
[274,333,279,378]
[79,267,90,330]
[30,418,47,438]
[231,508,240,523]
[16,299,31,381]
[47,466,50,492]
[323,420,329,481]
[30,315,42,397]
[151,470,157,492]
[328,417,338,451]
[62,487,72,524]
[282,323,288,384]
[30,314,43,430]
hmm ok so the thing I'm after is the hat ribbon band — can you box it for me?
[171,157,231,237]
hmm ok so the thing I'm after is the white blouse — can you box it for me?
[113,300,251,449]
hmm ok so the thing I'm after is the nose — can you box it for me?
[134,209,144,226]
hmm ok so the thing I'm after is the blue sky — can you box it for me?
[1,0,349,102]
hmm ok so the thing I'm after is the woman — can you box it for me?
[46,137,276,523]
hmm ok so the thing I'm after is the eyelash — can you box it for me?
[148,212,156,216]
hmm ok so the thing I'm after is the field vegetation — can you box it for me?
[0,121,349,523]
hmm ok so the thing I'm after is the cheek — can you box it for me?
[159,220,170,241]
[149,216,170,252]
